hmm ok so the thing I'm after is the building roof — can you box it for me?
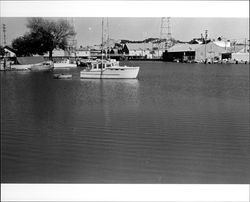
[4,45,16,53]
[167,43,200,52]
[237,46,249,53]
[126,43,153,51]
[226,45,244,53]
[197,42,229,52]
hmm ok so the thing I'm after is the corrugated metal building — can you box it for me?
[163,43,200,62]
[164,42,229,62]
[195,42,227,62]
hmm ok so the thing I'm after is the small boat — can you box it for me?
[11,64,32,70]
[11,56,54,71]
[54,59,77,69]
[53,73,72,79]
[30,61,54,71]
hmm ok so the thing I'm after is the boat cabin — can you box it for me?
[86,59,119,71]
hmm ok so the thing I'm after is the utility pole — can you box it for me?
[204,30,208,63]
[244,38,246,53]
[3,24,7,46]
[67,18,77,61]
[2,24,7,70]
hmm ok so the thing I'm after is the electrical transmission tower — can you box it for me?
[159,17,172,52]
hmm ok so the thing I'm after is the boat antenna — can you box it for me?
[101,18,104,75]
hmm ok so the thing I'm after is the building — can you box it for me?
[163,42,229,62]
[89,45,102,56]
[213,40,231,48]
[44,48,69,58]
[195,42,228,62]
[123,43,154,59]
[44,47,91,58]
[3,46,16,57]
[163,43,200,62]
[231,46,249,63]
[75,47,90,58]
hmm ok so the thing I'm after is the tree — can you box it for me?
[12,18,76,59]
[12,34,37,56]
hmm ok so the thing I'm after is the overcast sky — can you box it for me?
[1,17,249,47]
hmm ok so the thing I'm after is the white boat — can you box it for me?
[11,64,32,70]
[77,58,97,67]
[80,59,139,79]
[54,59,77,69]
[11,56,53,71]
[30,61,54,71]
[80,18,140,79]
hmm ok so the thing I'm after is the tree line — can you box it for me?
[11,18,75,59]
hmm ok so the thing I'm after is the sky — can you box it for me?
[0,17,249,47]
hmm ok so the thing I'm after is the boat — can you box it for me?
[80,18,140,79]
[11,64,32,71]
[54,59,77,69]
[53,73,72,79]
[30,61,54,71]
[11,56,53,71]
[77,58,97,67]
[80,59,139,79]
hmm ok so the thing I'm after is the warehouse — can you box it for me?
[163,43,200,62]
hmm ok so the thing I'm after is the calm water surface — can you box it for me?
[1,61,249,183]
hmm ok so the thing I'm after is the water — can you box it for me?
[1,61,249,183]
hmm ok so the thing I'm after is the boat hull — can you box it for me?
[11,64,32,70]
[80,66,140,79]
[54,63,77,69]
[30,62,54,72]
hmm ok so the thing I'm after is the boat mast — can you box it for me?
[107,18,110,60]
[101,18,104,76]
